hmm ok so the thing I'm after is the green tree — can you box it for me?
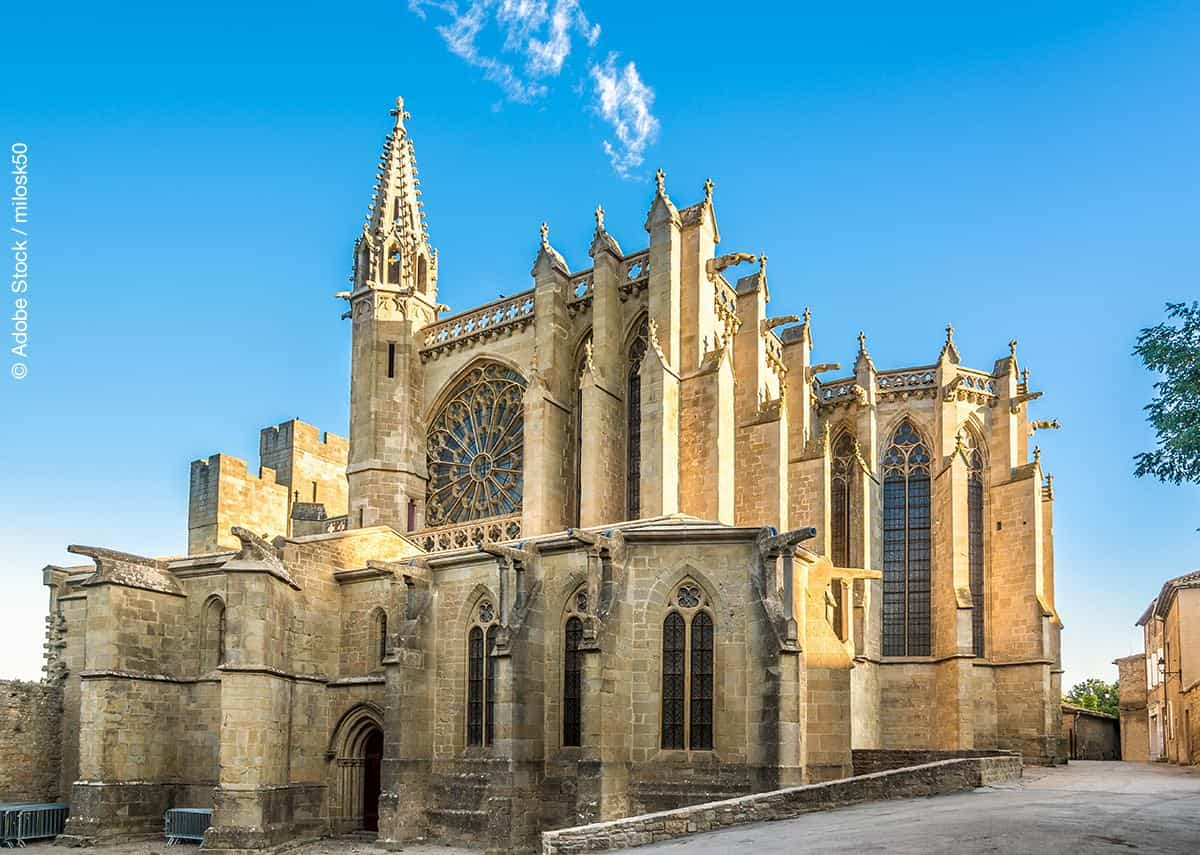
[1134,302,1200,485]
[1064,678,1120,718]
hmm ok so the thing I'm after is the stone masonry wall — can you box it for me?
[541,755,1022,854]
[0,680,63,803]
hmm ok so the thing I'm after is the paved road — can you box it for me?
[621,761,1200,854]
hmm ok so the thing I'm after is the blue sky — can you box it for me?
[0,1,1196,685]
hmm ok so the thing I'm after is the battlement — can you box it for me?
[260,418,349,463]
[188,420,350,555]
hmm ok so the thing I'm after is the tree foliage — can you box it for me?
[1134,302,1200,485]
[1064,678,1120,718]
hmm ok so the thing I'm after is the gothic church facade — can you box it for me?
[37,99,1064,851]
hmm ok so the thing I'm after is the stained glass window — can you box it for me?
[563,616,583,747]
[627,318,649,520]
[830,432,854,568]
[661,612,686,749]
[467,599,498,747]
[689,612,714,750]
[426,363,526,527]
[966,431,986,657]
[661,582,716,750]
[467,626,484,745]
[882,418,932,656]
[485,625,498,746]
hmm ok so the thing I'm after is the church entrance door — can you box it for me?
[363,728,383,832]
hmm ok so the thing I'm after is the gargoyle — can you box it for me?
[705,252,757,279]
[762,315,801,333]
[231,527,285,569]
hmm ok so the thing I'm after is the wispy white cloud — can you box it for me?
[589,54,659,179]
[408,0,657,178]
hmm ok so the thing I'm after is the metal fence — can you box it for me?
[164,807,213,845]
[0,802,68,847]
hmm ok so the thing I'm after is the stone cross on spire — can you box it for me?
[939,321,961,363]
[390,96,410,125]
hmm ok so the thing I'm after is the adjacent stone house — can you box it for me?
[28,97,1065,852]
[1126,571,1200,765]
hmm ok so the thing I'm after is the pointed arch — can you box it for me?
[463,588,499,747]
[201,595,226,672]
[425,360,527,527]
[659,577,716,751]
[829,428,856,568]
[385,243,402,285]
[328,702,385,832]
[369,606,388,669]
[882,417,932,657]
[571,330,593,528]
[962,423,987,657]
[626,315,650,520]
[562,584,588,748]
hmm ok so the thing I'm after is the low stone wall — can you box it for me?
[0,680,63,803]
[852,748,1019,776]
[541,755,1022,854]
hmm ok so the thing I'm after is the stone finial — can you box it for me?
[939,321,961,364]
[803,307,812,325]
[539,221,550,247]
[1033,445,1042,465]
[594,204,605,232]
[955,429,966,455]
[655,168,666,196]
[759,253,768,279]
[1022,367,1031,387]
[390,96,410,125]
[858,330,867,354]
[704,177,714,203]
[1009,339,1018,359]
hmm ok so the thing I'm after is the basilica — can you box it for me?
[36,98,1065,851]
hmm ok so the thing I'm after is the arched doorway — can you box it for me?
[362,728,383,832]
[329,705,386,833]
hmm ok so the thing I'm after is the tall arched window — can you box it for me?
[882,419,932,657]
[965,429,986,657]
[371,608,388,668]
[830,432,855,567]
[201,596,226,672]
[426,363,526,527]
[626,317,649,520]
[386,245,402,285]
[572,334,592,528]
[466,598,498,746]
[562,588,588,747]
[661,581,715,750]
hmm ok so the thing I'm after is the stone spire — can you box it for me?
[353,97,437,294]
[590,203,623,258]
[533,221,570,276]
[855,330,875,373]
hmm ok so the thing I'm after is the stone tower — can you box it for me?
[345,97,439,532]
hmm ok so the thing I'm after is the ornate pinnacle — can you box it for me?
[704,177,714,203]
[946,322,955,343]
[1033,445,1042,465]
[803,307,812,325]
[940,321,961,363]
[1009,339,1018,359]
[858,330,867,354]
[539,221,550,247]
[655,167,666,196]
[955,429,966,454]
[759,253,768,278]
[594,204,605,233]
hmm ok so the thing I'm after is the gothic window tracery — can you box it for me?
[661,581,715,750]
[466,598,499,747]
[562,587,588,747]
[965,427,986,657]
[830,431,855,568]
[627,318,649,520]
[426,363,526,527]
[882,418,931,657]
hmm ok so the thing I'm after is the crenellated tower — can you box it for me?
[344,97,440,532]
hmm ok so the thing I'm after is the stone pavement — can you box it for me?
[618,760,1200,854]
[18,837,476,854]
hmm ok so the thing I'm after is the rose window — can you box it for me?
[426,363,526,527]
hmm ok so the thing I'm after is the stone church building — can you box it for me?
[35,99,1065,851]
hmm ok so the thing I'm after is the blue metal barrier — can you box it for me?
[0,802,68,847]
[164,808,212,846]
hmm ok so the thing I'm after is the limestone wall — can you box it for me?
[188,454,289,554]
[1062,707,1119,760]
[0,680,63,803]
[541,754,1023,854]
[260,419,349,518]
